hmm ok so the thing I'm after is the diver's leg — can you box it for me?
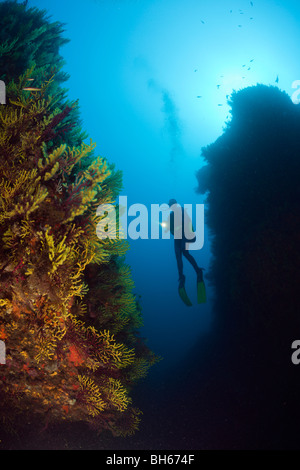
[183,249,201,274]
[183,250,204,286]
[174,239,185,285]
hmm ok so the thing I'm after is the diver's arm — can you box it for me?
[184,209,195,236]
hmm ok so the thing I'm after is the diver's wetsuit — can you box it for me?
[169,207,201,286]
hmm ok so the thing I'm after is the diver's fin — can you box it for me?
[178,286,192,307]
[197,281,207,304]
[197,268,207,304]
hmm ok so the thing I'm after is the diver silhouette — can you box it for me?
[165,199,206,306]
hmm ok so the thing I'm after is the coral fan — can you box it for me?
[0,1,158,440]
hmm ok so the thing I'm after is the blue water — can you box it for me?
[16,0,300,449]
[27,0,218,369]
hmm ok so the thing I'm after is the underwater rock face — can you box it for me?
[197,84,300,323]
[195,84,300,448]
[0,1,158,441]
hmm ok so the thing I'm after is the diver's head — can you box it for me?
[168,198,177,207]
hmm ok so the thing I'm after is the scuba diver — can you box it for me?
[164,199,206,307]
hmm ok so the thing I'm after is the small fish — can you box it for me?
[242,64,246,67]
[250,17,254,19]
[250,1,253,6]
[242,76,246,79]
[230,9,232,13]
[220,75,224,78]
[217,85,221,89]
[22,87,41,91]
[275,75,279,83]
[250,59,254,62]
[201,20,205,24]
[248,67,251,70]
[194,69,198,72]
[218,104,223,106]
[197,95,202,98]
[238,25,242,27]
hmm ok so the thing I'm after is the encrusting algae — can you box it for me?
[0,0,159,440]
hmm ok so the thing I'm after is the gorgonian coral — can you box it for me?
[0,1,159,440]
